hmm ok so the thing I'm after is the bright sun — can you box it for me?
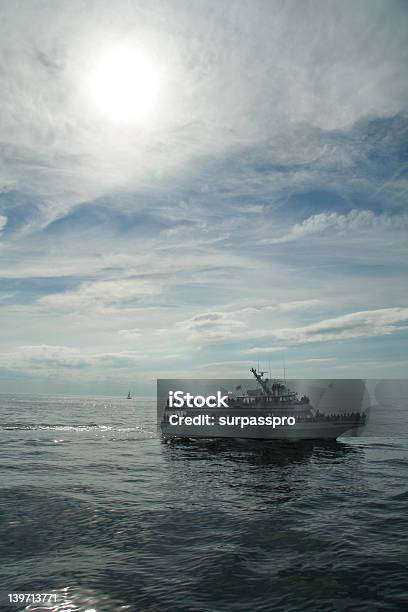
[86,45,162,124]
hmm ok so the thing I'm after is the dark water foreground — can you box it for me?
[0,394,407,612]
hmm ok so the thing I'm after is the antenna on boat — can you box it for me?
[250,367,271,396]
[283,353,286,383]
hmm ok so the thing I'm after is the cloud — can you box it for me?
[244,346,287,355]
[174,301,322,343]
[38,278,162,311]
[171,306,408,348]
[0,345,145,373]
[0,345,94,370]
[177,311,247,341]
[236,300,321,314]
[1,1,407,228]
[264,210,408,244]
[0,2,408,389]
[119,327,142,339]
[270,307,408,344]
[301,358,337,364]
[0,214,7,233]
[198,360,255,369]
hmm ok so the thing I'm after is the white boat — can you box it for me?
[160,368,366,441]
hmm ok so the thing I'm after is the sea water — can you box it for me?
[0,393,407,611]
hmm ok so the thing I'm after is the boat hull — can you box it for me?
[160,411,363,440]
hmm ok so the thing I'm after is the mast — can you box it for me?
[250,367,271,396]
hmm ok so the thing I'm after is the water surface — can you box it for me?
[0,394,407,611]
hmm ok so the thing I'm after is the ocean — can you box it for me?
[0,393,407,611]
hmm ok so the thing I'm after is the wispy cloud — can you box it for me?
[176,311,247,342]
[0,1,407,389]
[0,345,95,371]
[263,210,408,244]
[174,301,322,343]
[119,328,142,339]
[0,1,407,227]
[38,278,162,311]
[244,346,287,355]
[0,214,7,234]
[170,306,408,348]
[0,344,180,376]
[270,308,408,344]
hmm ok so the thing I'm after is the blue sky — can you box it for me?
[0,0,407,394]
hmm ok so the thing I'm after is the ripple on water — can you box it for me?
[0,395,407,611]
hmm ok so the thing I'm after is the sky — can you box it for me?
[0,0,407,394]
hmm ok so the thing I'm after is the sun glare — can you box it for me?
[86,45,162,124]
